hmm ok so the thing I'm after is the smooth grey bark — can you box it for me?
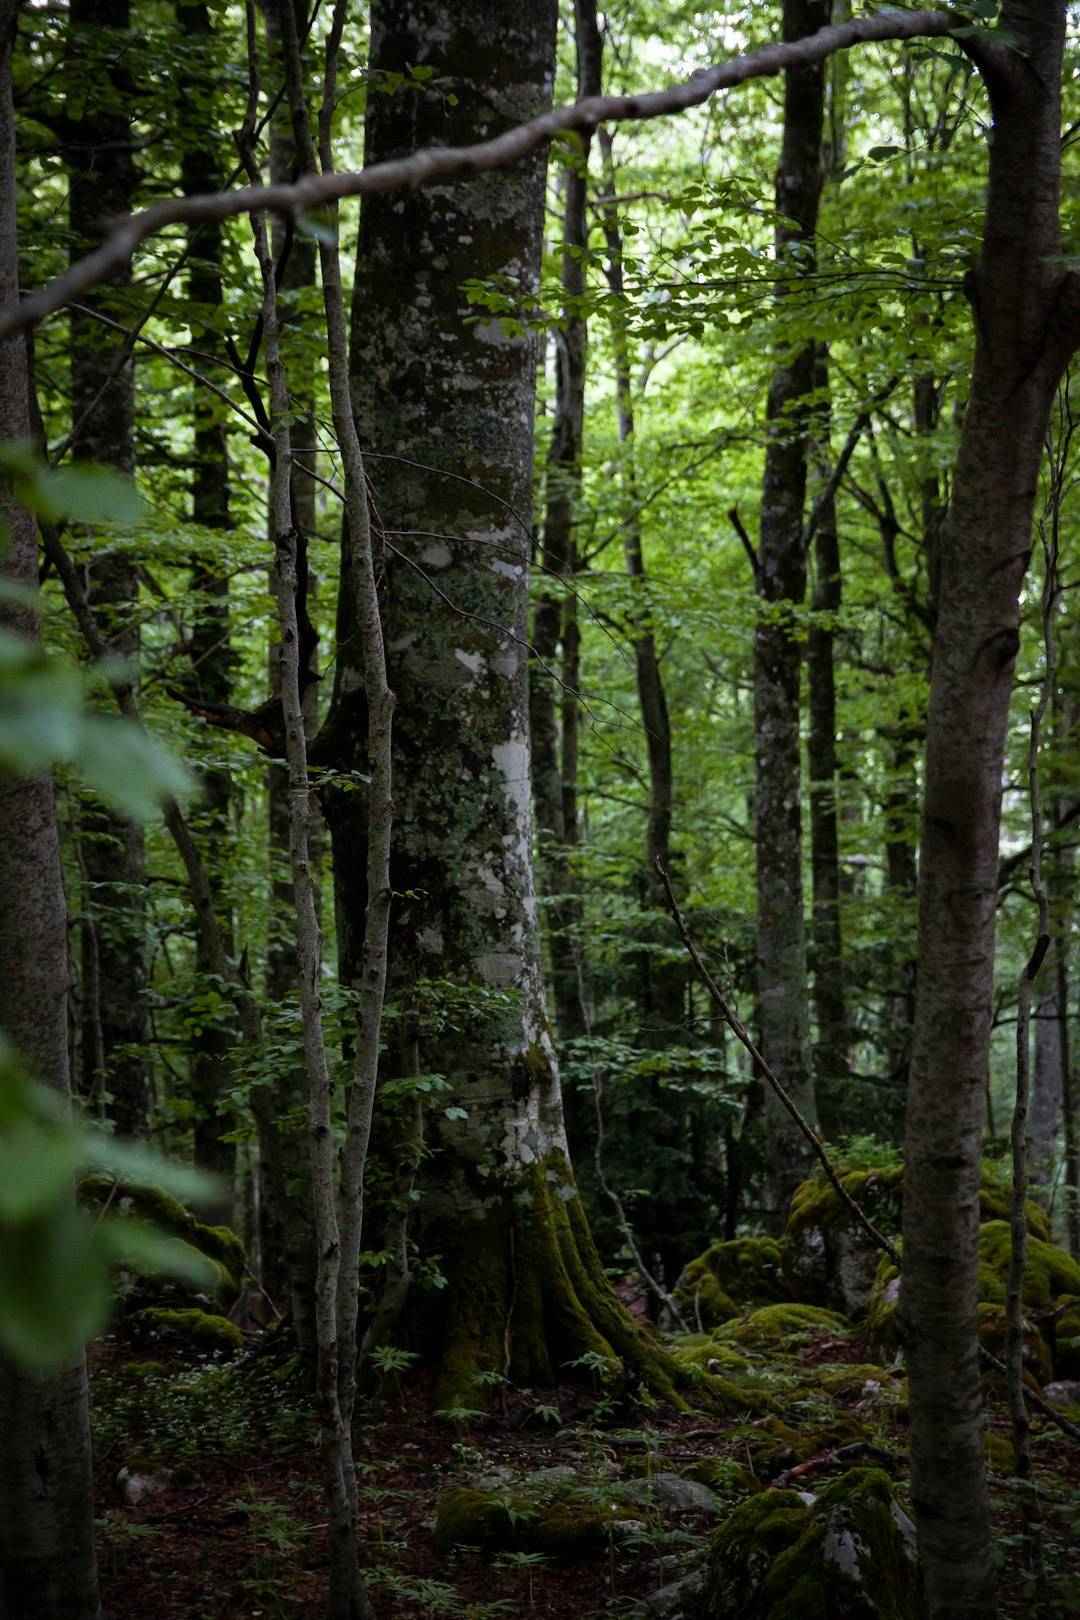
[0,7,101,1614]
[65,0,151,1139]
[323,0,677,1411]
[753,0,829,1212]
[898,6,1080,1614]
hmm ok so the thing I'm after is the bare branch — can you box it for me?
[0,10,958,343]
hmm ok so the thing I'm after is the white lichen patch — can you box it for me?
[822,1523,870,1579]
[491,558,523,580]
[421,541,452,568]
[455,647,484,676]
[478,950,522,986]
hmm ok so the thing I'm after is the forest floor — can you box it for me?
[89,1319,1080,1619]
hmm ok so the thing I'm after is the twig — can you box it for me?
[654,857,901,1267]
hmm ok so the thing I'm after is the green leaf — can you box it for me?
[98,1220,218,1291]
[17,462,143,528]
[75,714,192,818]
[0,1123,82,1220]
[82,1134,220,1209]
[0,1204,111,1372]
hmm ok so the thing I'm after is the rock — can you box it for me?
[715,1302,852,1350]
[665,1237,786,1331]
[697,1466,927,1618]
[1043,1379,1080,1407]
[113,1464,175,1506]
[641,1567,706,1618]
[782,1166,1052,1322]
[80,1175,247,1313]
[129,1306,244,1355]
[618,1473,723,1515]
[976,1221,1080,1308]
[433,1483,644,1560]
[1050,1299,1080,1379]
[783,1167,904,1319]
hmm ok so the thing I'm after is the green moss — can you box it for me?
[701,1467,926,1619]
[977,1303,1053,1388]
[977,1221,1080,1307]
[717,1303,852,1349]
[978,1186,1052,1242]
[734,1414,871,1483]
[985,1431,1015,1473]
[1052,1298,1080,1379]
[787,1166,904,1235]
[673,1237,785,1329]
[410,1149,694,1415]
[79,1176,246,1304]
[433,1484,640,1560]
[132,1307,243,1355]
[812,1363,902,1402]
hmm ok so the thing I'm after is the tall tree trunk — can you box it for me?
[65,0,150,1138]
[753,0,829,1212]
[0,10,101,1614]
[528,0,599,1049]
[806,353,845,1140]
[899,7,1080,1613]
[324,0,678,1411]
[178,0,238,1210]
[256,0,322,1349]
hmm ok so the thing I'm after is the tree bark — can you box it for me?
[753,0,829,1212]
[528,0,599,1049]
[65,0,151,1139]
[806,352,845,1140]
[0,7,101,1613]
[899,7,1080,1614]
[324,0,678,1411]
[178,0,239,1211]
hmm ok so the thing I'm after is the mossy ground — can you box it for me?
[86,1297,1080,1619]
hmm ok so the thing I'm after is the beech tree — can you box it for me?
[319,0,681,1409]
[8,6,1080,1617]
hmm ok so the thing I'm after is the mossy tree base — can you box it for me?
[400,1152,685,1414]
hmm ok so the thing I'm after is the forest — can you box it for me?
[3,0,1080,1615]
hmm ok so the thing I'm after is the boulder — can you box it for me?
[694,1466,926,1619]
[714,1303,851,1351]
[782,1166,1052,1322]
[666,1237,786,1331]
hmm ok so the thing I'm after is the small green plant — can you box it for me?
[493,1549,550,1607]
[368,1342,419,1402]
[229,1490,312,1620]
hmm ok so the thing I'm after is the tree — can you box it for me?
[898,4,1080,1613]
[752,0,829,1208]
[0,6,101,1614]
[63,0,152,1140]
[321,0,679,1408]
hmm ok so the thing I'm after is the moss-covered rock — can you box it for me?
[667,1337,774,1411]
[976,1221,1080,1307]
[1051,1297,1080,1380]
[977,1303,1053,1389]
[783,1165,1052,1323]
[812,1364,904,1405]
[130,1307,243,1355]
[667,1237,786,1331]
[433,1483,642,1560]
[696,1466,926,1619]
[716,1303,851,1351]
[783,1167,903,1321]
[734,1414,873,1485]
[80,1175,246,1309]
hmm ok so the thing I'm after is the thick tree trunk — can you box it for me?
[178,0,238,1210]
[753,0,829,1211]
[66,0,150,1139]
[899,7,1080,1614]
[325,0,676,1411]
[0,9,101,1613]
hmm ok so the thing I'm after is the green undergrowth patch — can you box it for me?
[90,1341,314,1466]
